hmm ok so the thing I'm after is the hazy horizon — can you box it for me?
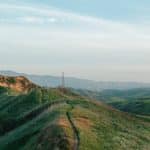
[1,70,150,84]
[1,1,150,82]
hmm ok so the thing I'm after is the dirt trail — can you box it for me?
[66,105,80,150]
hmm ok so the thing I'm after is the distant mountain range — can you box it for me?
[0,70,150,91]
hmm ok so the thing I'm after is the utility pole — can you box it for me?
[62,72,65,88]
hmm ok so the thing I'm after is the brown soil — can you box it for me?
[0,75,37,93]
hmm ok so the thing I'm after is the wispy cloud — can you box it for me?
[19,16,57,24]
[0,4,150,48]
[20,16,44,24]
[0,3,150,35]
[0,3,138,26]
[0,3,150,81]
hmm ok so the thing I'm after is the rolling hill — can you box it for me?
[0,76,150,150]
[74,88,150,116]
[1,70,150,91]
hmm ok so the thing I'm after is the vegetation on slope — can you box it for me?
[0,75,37,93]
[0,84,150,150]
[74,88,150,116]
[102,89,150,116]
[108,99,150,116]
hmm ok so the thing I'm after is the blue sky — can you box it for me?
[5,0,150,21]
[0,0,150,82]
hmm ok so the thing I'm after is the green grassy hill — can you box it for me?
[0,81,150,150]
[74,88,150,116]
[107,99,150,116]
[101,89,150,116]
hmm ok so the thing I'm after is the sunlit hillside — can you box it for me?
[0,76,150,150]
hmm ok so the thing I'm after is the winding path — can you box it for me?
[66,103,80,150]
[1,98,80,150]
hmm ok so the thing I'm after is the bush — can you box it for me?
[0,112,17,135]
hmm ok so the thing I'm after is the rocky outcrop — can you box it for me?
[0,75,37,93]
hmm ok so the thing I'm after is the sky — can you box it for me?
[0,0,150,82]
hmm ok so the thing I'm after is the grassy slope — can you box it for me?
[108,99,150,116]
[0,87,150,150]
[103,89,150,116]
[74,88,150,116]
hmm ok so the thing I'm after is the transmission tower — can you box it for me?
[62,72,65,88]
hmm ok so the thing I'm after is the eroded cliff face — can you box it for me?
[0,75,37,93]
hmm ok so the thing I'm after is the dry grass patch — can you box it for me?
[58,116,75,149]
[75,117,92,129]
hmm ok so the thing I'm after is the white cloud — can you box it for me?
[47,17,57,23]
[20,16,44,24]
[0,3,150,81]
[19,16,57,24]
[0,3,150,35]
[0,4,149,28]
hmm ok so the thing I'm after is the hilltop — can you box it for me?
[0,75,37,93]
[0,76,150,150]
